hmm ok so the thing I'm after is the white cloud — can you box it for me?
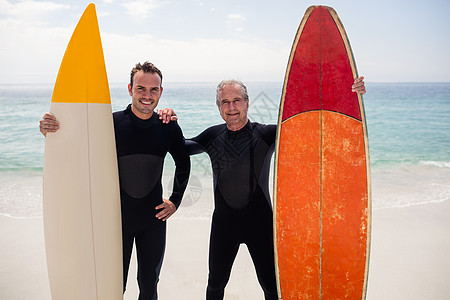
[0,3,288,84]
[227,14,245,21]
[0,0,70,18]
[0,0,75,83]
[101,32,289,83]
[226,13,246,34]
[1,0,448,83]
[193,0,205,6]
[122,0,163,19]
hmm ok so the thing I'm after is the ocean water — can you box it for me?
[0,82,449,218]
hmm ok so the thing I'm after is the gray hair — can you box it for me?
[216,79,249,107]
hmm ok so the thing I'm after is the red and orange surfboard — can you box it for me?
[274,6,371,299]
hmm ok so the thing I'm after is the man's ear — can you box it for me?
[128,83,132,96]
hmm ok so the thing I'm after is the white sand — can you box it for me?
[365,201,450,299]
[1,200,449,299]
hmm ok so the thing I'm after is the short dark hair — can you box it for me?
[130,61,163,87]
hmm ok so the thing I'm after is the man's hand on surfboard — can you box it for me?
[157,108,178,124]
[39,112,60,136]
[155,198,177,221]
[352,76,366,94]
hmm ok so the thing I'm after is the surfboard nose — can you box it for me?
[51,3,110,104]
[281,6,361,122]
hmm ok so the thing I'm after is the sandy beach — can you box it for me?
[1,200,449,299]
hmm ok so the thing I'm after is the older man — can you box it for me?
[161,77,365,299]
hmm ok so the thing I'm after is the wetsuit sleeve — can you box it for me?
[185,139,205,155]
[184,125,220,156]
[266,124,277,147]
[186,124,225,156]
[168,124,191,208]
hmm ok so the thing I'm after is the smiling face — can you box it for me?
[217,83,249,131]
[128,70,163,120]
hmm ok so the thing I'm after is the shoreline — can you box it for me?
[1,200,449,299]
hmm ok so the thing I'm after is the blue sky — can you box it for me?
[1,0,449,84]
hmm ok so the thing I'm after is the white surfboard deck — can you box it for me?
[43,4,122,299]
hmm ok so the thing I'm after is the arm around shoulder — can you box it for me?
[168,124,191,208]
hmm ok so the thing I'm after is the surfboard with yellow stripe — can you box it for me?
[43,4,122,299]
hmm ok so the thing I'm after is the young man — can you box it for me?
[40,62,191,300]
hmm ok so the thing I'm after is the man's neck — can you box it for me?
[226,118,249,131]
[131,105,153,120]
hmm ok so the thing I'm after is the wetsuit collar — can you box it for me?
[226,119,252,135]
[124,104,158,128]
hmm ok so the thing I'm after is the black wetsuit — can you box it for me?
[187,120,278,300]
[114,105,190,300]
